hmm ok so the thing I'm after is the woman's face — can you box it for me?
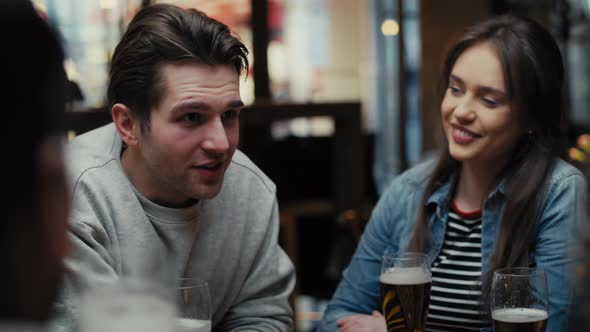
[441,42,523,171]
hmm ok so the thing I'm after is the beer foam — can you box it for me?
[379,267,431,285]
[492,308,548,323]
[176,318,211,332]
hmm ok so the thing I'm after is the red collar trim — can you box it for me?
[451,200,482,219]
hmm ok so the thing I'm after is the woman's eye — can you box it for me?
[449,85,462,94]
[481,98,499,107]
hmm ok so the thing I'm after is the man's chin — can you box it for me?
[192,183,223,200]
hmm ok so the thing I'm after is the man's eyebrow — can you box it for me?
[171,100,244,114]
[172,101,210,113]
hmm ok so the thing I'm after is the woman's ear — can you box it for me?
[112,103,140,146]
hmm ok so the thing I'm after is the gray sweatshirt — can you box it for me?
[51,124,295,331]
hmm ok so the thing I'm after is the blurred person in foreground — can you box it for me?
[318,14,587,332]
[0,0,69,331]
[51,3,294,331]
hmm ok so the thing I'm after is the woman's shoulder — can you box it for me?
[389,158,436,189]
[547,158,586,186]
[379,158,437,204]
[539,158,587,216]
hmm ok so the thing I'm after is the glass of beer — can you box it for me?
[380,252,432,332]
[79,278,177,332]
[491,267,549,332]
[176,278,212,332]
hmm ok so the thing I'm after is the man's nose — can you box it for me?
[202,117,230,153]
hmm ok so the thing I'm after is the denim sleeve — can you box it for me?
[534,172,587,332]
[317,181,416,332]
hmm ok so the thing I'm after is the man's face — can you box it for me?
[134,62,242,207]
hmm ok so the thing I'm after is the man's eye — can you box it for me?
[222,110,238,120]
[181,113,201,123]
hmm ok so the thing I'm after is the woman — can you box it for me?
[318,14,587,332]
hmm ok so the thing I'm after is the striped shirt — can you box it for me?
[425,201,489,331]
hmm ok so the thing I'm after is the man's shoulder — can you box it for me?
[66,123,121,185]
[223,150,276,195]
[69,123,117,156]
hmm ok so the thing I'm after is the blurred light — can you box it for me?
[99,0,118,9]
[578,134,590,153]
[64,59,79,81]
[86,47,109,65]
[381,19,399,36]
[68,131,77,141]
[309,116,335,137]
[279,116,335,138]
[31,0,47,14]
[290,118,311,137]
[569,147,586,162]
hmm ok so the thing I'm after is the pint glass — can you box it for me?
[176,278,212,332]
[491,267,549,332]
[79,278,176,332]
[380,252,432,332]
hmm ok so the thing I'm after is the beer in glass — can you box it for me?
[176,278,212,332]
[491,267,548,332]
[380,252,431,332]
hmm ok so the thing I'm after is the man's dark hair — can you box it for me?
[108,3,249,130]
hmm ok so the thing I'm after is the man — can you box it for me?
[53,4,295,331]
[0,0,70,330]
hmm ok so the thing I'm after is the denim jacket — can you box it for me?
[318,158,587,332]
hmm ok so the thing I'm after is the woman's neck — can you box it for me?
[454,161,504,212]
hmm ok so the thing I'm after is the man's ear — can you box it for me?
[112,103,140,146]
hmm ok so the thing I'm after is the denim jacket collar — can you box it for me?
[425,172,508,210]
[424,171,507,271]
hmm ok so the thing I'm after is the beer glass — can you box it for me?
[176,278,212,332]
[80,278,177,332]
[380,252,432,332]
[491,267,549,332]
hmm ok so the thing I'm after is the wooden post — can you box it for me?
[397,0,408,171]
[251,0,271,103]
